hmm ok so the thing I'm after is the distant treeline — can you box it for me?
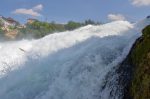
[0,27,6,41]
[18,19,101,39]
[0,19,101,40]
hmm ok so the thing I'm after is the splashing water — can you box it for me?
[0,20,149,99]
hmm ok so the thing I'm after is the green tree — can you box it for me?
[65,21,82,30]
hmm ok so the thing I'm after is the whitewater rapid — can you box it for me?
[0,19,149,99]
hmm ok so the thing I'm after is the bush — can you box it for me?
[65,21,82,30]
[17,19,102,39]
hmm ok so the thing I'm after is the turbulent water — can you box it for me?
[0,19,149,99]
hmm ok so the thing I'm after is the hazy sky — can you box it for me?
[0,0,150,23]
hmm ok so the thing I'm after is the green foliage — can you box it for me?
[18,21,66,38]
[65,21,82,30]
[131,25,150,65]
[17,19,101,39]
[64,20,101,30]
[8,26,16,30]
[0,27,5,38]
[84,19,100,25]
[0,27,3,32]
[130,25,150,99]
[0,20,3,26]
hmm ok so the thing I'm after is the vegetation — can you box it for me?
[129,25,150,99]
[0,27,6,40]
[18,21,65,38]
[0,27,4,35]
[0,17,101,39]
[17,19,101,39]
[84,19,101,25]
[65,21,82,30]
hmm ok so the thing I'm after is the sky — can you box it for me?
[0,0,150,23]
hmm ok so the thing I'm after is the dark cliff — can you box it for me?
[119,25,150,99]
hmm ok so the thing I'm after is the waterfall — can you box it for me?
[0,20,149,99]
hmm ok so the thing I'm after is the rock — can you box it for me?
[119,25,150,99]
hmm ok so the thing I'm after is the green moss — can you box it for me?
[130,25,150,99]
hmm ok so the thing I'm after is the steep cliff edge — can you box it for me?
[120,25,150,99]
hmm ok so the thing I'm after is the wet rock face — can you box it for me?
[120,25,150,99]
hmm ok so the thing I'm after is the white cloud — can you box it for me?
[33,4,43,11]
[131,0,150,6]
[107,14,126,21]
[13,9,41,17]
[12,4,43,17]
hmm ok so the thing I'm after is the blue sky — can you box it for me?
[0,0,150,23]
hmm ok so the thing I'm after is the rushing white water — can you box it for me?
[0,19,149,99]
